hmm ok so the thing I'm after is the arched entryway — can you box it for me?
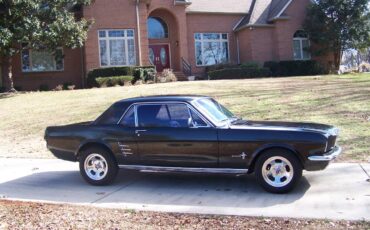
[147,9,180,72]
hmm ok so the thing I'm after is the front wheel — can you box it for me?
[79,147,118,185]
[255,149,302,193]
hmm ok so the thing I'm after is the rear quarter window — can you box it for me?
[95,104,126,125]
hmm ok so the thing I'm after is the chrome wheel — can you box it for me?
[84,153,108,181]
[262,156,294,188]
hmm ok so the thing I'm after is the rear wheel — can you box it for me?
[79,147,118,185]
[255,149,302,193]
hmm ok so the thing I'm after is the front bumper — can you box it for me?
[308,146,342,161]
[305,146,342,171]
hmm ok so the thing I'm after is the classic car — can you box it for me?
[45,95,342,193]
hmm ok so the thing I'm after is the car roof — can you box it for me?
[115,95,211,105]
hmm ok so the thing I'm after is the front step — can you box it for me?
[173,71,189,81]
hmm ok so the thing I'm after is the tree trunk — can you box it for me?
[7,56,16,92]
[333,50,341,71]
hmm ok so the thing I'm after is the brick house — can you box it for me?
[0,0,332,91]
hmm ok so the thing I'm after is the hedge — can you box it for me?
[204,63,238,73]
[132,67,156,84]
[208,67,271,80]
[95,76,133,87]
[87,66,155,87]
[263,60,326,77]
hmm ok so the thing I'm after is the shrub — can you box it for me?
[240,61,259,69]
[95,76,133,87]
[54,85,63,91]
[263,60,326,76]
[87,66,155,87]
[263,61,280,77]
[208,67,271,80]
[39,84,49,91]
[205,63,238,73]
[359,63,370,72]
[132,67,156,84]
[157,69,177,83]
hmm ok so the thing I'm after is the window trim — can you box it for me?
[98,29,136,67]
[21,47,64,73]
[293,37,311,61]
[194,32,230,67]
[117,101,213,128]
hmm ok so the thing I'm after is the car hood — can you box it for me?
[229,120,338,136]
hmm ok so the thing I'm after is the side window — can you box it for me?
[190,109,208,127]
[120,106,135,127]
[136,103,208,128]
[97,105,124,125]
[167,104,191,128]
[137,104,170,127]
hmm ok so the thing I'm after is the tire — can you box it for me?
[79,147,118,185]
[254,149,302,193]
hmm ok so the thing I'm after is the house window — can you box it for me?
[98,29,136,67]
[21,47,63,72]
[147,17,168,39]
[293,30,310,60]
[194,33,229,66]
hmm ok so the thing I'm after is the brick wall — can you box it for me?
[83,0,138,71]
[273,0,310,60]
[3,48,83,91]
[238,27,275,65]
[237,0,333,67]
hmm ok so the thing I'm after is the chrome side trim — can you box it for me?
[119,165,248,174]
[308,146,342,161]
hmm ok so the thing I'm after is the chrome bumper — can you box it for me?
[308,146,342,161]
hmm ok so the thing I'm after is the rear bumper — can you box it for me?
[308,146,342,161]
[305,146,342,171]
[48,145,77,162]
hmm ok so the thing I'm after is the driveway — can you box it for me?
[0,158,369,220]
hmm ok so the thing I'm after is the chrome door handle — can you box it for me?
[135,130,147,136]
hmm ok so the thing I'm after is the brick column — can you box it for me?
[138,3,150,66]
[177,10,189,62]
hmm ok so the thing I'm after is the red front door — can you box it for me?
[149,44,170,72]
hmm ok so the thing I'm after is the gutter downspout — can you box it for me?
[136,0,142,66]
[236,33,240,64]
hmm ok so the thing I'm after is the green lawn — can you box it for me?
[0,73,369,162]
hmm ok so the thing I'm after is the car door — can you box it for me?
[135,102,218,168]
[110,106,140,165]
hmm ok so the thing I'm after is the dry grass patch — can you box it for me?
[0,73,369,162]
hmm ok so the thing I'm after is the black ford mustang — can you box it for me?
[45,95,341,193]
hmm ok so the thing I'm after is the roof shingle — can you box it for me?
[232,0,293,31]
[186,0,253,14]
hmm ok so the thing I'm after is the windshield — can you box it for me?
[192,98,235,125]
